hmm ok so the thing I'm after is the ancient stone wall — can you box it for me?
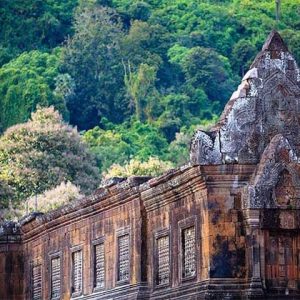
[20,177,150,300]
[0,222,23,300]
[141,166,206,297]
[203,165,254,280]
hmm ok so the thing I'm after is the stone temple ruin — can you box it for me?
[1,31,300,300]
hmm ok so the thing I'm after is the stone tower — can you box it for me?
[191,30,300,167]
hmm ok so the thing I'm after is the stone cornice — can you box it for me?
[20,176,151,240]
[141,165,206,211]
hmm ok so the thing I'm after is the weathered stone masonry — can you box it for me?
[1,31,300,299]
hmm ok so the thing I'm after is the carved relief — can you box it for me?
[279,211,295,229]
[261,75,300,144]
[190,30,300,165]
[275,170,296,207]
[190,131,221,165]
[220,96,256,162]
[244,135,300,209]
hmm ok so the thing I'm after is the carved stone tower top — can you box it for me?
[190,30,300,165]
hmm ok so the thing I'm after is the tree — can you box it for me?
[0,50,70,133]
[83,126,132,174]
[156,93,204,141]
[102,157,173,180]
[0,180,13,209]
[128,2,152,21]
[124,63,160,122]
[281,29,300,64]
[180,46,236,110]
[62,6,126,130]
[83,119,170,174]
[0,181,83,221]
[0,0,78,65]
[26,181,83,213]
[165,131,191,166]
[231,39,256,76]
[0,107,100,206]
[122,20,173,87]
[122,20,167,68]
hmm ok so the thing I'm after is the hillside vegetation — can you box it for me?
[0,0,299,213]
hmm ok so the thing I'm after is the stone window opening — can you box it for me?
[182,226,196,279]
[71,249,83,296]
[156,235,170,286]
[117,234,130,282]
[93,242,105,289]
[50,256,61,299]
[32,264,42,300]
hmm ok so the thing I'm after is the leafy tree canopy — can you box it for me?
[102,157,173,179]
[0,0,78,65]
[83,118,170,174]
[26,181,83,214]
[62,5,126,130]
[0,107,100,206]
[0,50,70,133]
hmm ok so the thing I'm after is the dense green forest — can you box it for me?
[0,0,300,214]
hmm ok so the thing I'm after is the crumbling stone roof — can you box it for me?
[243,134,300,209]
[0,221,21,243]
[190,30,300,166]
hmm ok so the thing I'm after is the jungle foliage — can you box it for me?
[0,107,99,207]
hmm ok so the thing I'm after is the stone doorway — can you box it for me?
[264,230,299,295]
